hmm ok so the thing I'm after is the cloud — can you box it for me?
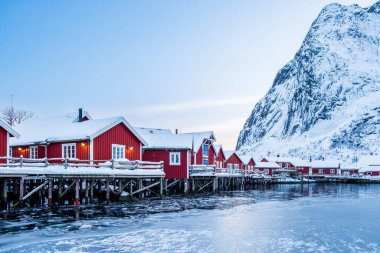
[128,96,260,114]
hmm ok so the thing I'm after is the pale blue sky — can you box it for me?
[0,0,377,149]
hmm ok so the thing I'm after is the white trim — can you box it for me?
[0,119,20,138]
[6,132,10,158]
[169,152,181,165]
[89,139,94,164]
[112,144,126,159]
[140,143,142,161]
[62,143,76,159]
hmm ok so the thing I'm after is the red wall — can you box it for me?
[142,149,189,179]
[297,167,311,175]
[215,150,225,168]
[47,141,89,162]
[244,159,255,171]
[312,168,338,175]
[208,145,216,165]
[364,171,380,176]
[225,153,242,170]
[93,123,142,161]
[12,145,46,159]
[0,127,7,163]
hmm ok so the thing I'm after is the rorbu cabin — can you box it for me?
[240,155,255,174]
[136,128,191,180]
[224,152,244,171]
[309,160,340,177]
[340,163,360,177]
[0,119,20,163]
[261,156,310,174]
[213,144,226,170]
[358,156,380,177]
[254,162,281,176]
[136,128,217,179]
[10,110,146,162]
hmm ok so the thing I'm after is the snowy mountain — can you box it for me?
[237,1,380,162]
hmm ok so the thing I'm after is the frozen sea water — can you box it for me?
[1,184,380,253]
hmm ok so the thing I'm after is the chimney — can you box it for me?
[175,129,178,134]
[78,108,83,122]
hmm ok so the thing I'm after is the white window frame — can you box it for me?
[263,169,269,175]
[318,169,323,174]
[227,163,233,170]
[169,152,181,165]
[9,147,12,158]
[112,144,126,160]
[330,169,335,174]
[233,164,239,170]
[62,143,76,159]
[203,159,208,165]
[30,146,38,159]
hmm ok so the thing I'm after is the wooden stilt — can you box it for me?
[106,178,110,205]
[139,179,143,199]
[90,180,94,204]
[85,180,89,205]
[160,179,163,196]
[19,178,24,208]
[129,179,133,199]
[48,179,53,209]
[75,180,80,206]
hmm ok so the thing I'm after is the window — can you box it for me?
[318,169,323,174]
[234,164,239,170]
[203,159,208,165]
[112,144,125,159]
[254,169,259,173]
[263,169,269,175]
[227,163,233,169]
[169,152,181,165]
[202,144,208,157]
[9,147,12,157]
[30,146,38,159]
[62,143,76,159]
[330,169,335,174]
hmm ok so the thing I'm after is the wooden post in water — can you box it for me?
[139,178,143,199]
[48,179,53,209]
[85,180,89,205]
[75,180,80,206]
[213,177,218,192]
[90,180,94,204]
[184,179,190,195]
[160,179,163,196]
[106,178,110,205]
[129,179,133,200]
[192,179,196,193]
[19,178,24,208]
[1,179,7,208]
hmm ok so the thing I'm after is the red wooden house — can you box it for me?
[240,155,255,173]
[10,111,146,162]
[309,161,340,176]
[136,128,216,179]
[339,164,359,176]
[360,165,380,177]
[254,161,281,176]
[262,156,311,175]
[0,119,20,163]
[225,152,243,171]
[214,144,226,169]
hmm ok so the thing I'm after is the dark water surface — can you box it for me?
[1,184,380,253]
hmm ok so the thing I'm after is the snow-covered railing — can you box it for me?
[217,168,245,175]
[189,165,216,176]
[0,156,164,171]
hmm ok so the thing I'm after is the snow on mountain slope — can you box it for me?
[236,1,380,162]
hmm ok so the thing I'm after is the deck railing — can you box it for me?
[0,156,164,171]
[189,165,216,176]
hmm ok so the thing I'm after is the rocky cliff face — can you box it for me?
[237,1,380,162]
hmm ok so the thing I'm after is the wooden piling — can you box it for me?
[19,178,24,208]
[48,179,53,208]
[75,180,80,206]
[106,178,110,205]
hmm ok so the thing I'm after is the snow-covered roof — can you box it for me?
[0,119,20,138]
[135,128,215,151]
[64,110,92,122]
[239,155,254,165]
[213,144,226,158]
[359,165,380,173]
[309,160,340,169]
[135,128,190,150]
[255,161,281,169]
[10,115,147,146]
[264,156,310,167]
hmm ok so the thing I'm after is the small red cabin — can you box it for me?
[240,155,255,173]
[0,119,20,163]
[254,161,281,176]
[360,165,380,177]
[10,112,146,162]
[214,144,226,169]
[310,161,339,176]
[225,152,243,171]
